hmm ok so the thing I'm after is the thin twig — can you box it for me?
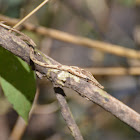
[0,14,140,59]
[8,117,27,140]
[84,67,140,75]
[8,88,40,140]
[54,87,84,140]
[13,0,50,29]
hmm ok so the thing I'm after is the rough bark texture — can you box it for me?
[0,27,140,132]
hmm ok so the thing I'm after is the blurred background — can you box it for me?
[0,0,140,139]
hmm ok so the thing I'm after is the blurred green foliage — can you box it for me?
[0,47,36,122]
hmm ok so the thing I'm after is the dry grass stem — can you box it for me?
[13,0,50,29]
[0,14,140,59]
[84,67,140,75]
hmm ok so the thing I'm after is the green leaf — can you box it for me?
[0,47,36,122]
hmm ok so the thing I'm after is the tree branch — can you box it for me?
[0,27,140,133]
[54,87,84,140]
[0,14,140,59]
